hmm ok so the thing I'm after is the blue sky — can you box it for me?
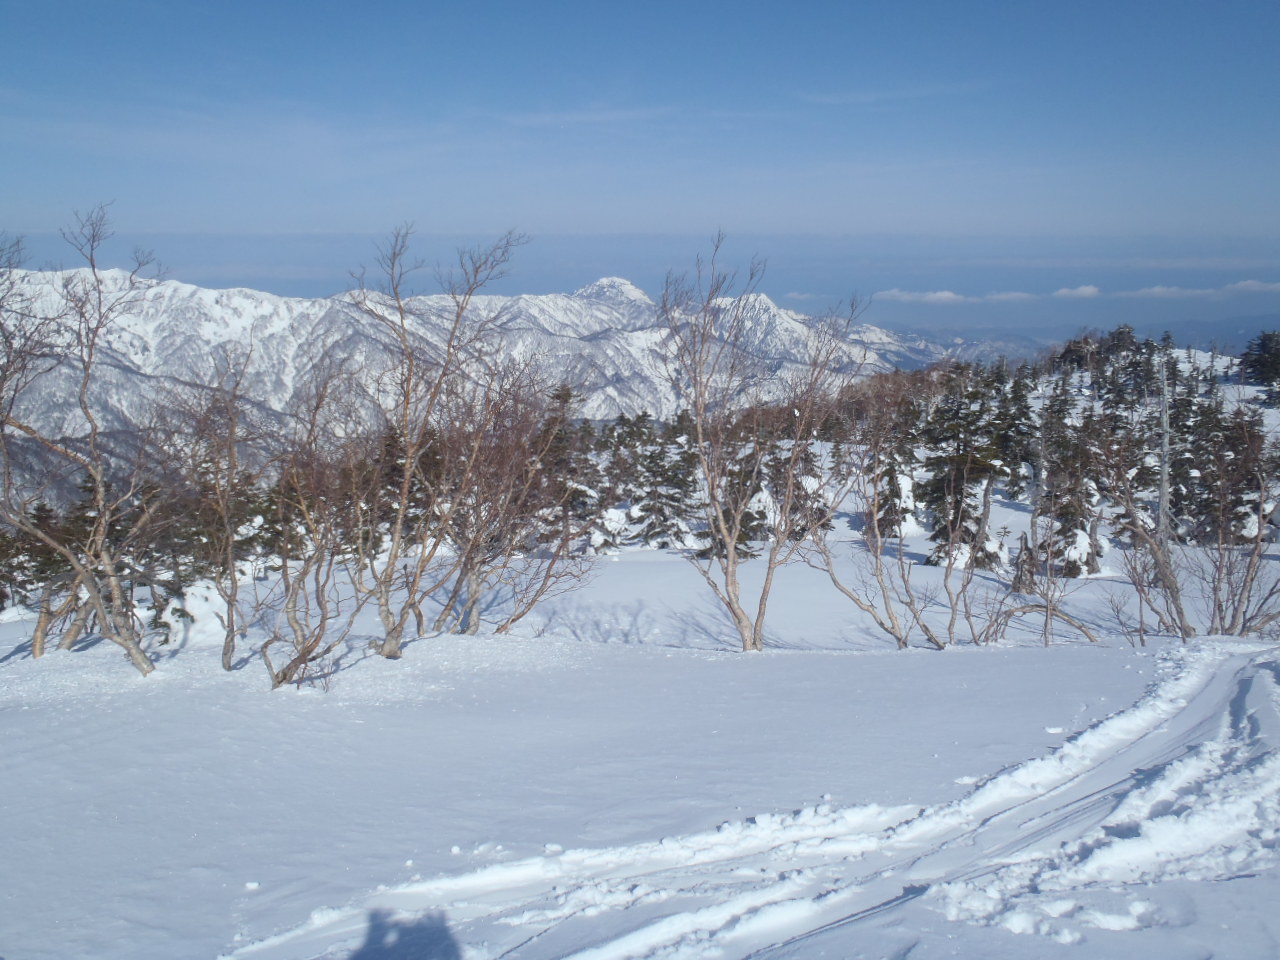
[3,0,1279,342]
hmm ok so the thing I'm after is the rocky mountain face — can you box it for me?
[10,270,955,432]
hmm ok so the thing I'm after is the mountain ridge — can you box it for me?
[9,269,959,431]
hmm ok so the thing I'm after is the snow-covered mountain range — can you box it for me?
[13,270,957,429]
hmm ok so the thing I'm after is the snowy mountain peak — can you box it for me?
[573,276,654,306]
[726,291,787,316]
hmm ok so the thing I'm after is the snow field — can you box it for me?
[217,638,1280,959]
[2,546,1278,959]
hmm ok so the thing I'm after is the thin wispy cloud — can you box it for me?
[801,81,986,107]
[950,257,1280,271]
[501,106,676,128]
[1,96,452,170]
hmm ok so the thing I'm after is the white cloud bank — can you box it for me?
[875,288,981,304]
[1224,279,1280,294]
[1117,285,1215,299]
[1053,285,1101,299]
[873,279,1280,305]
[1118,280,1280,299]
[876,288,1044,304]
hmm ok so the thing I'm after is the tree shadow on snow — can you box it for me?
[537,596,745,651]
[343,909,460,960]
[0,632,107,665]
[882,541,930,566]
[0,636,34,664]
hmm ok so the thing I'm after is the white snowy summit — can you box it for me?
[573,275,654,305]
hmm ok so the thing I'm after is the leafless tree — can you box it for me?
[803,373,943,649]
[346,227,530,657]
[429,372,599,635]
[153,345,270,670]
[258,358,372,688]
[1183,416,1280,636]
[1097,428,1197,641]
[0,208,160,675]
[661,235,854,651]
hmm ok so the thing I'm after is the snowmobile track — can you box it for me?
[224,641,1280,960]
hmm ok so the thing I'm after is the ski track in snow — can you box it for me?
[223,641,1280,960]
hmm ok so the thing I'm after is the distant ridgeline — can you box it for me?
[2,267,951,434]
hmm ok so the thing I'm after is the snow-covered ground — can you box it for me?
[2,548,1278,960]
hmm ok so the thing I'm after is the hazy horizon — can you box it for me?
[14,227,1280,349]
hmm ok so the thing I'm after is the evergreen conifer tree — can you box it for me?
[1037,411,1104,577]
[918,367,1006,568]
[1241,331,1280,404]
[992,365,1037,501]
[629,430,701,549]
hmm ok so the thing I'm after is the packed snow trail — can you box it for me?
[224,641,1280,960]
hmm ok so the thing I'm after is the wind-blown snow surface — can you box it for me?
[2,552,1278,959]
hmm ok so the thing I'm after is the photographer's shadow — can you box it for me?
[345,909,459,960]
